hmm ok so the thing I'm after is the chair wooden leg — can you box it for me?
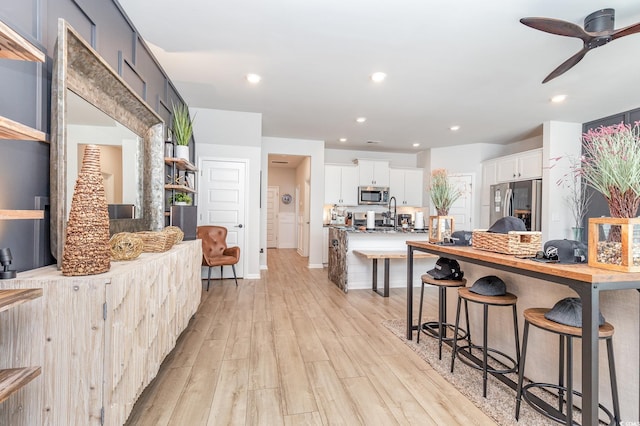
[207,266,212,291]
[232,264,238,286]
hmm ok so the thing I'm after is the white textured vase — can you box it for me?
[175,145,189,161]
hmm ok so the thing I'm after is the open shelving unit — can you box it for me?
[0,288,43,403]
[0,20,47,144]
[0,19,47,222]
[164,156,197,225]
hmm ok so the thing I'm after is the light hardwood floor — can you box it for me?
[125,249,497,425]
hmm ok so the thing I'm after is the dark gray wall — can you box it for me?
[0,0,188,272]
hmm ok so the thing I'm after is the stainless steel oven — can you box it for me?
[358,186,389,205]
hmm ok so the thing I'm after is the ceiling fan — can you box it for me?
[520,8,640,83]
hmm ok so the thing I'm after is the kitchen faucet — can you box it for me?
[388,196,397,231]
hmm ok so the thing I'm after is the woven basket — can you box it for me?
[62,145,111,276]
[472,230,542,256]
[163,226,184,244]
[136,231,174,253]
[110,232,144,260]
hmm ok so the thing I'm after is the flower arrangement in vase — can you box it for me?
[552,155,593,241]
[580,121,640,271]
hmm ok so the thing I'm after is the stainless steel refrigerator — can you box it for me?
[490,180,542,231]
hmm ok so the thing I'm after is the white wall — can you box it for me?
[542,121,583,241]
[262,137,325,269]
[324,148,418,167]
[192,108,263,279]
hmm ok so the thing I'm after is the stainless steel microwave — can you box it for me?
[358,186,389,205]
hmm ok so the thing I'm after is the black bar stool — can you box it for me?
[515,307,620,425]
[417,274,468,359]
[450,286,520,398]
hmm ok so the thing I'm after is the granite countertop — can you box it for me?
[334,226,429,234]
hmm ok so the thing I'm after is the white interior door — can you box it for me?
[199,159,246,278]
[267,186,278,248]
[448,174,474,232]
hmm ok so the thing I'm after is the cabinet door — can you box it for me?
[402,169,423,206]
[358,160,376,186]
[372,161,390,186]
[357,160,389,186]
[518,149,542,180]
[496,156,518,182]
[339,166,359,205]
[324,165,342,204]
[389,169,405,202]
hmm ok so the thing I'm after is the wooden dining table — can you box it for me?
[405,241,640,426]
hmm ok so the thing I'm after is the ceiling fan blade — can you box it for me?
[520,17,591,42]
[542,48,589,83]
[612,22,640,40]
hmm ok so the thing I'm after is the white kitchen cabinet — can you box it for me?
[322,227,329,264]
[389,168,423,206]
[324,164,358,205]
[356,159,389,186]
[496,149,542,182]
[481,159,498,206]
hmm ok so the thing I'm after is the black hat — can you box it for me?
[451,230,472,246]
[427,257,464,280]
[488,216,527,234]
[469,275,506,296]
[544,297,605,328]
[542,240,587,264]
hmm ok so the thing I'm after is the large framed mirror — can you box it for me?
[51,19,164,267]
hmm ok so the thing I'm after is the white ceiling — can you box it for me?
[118,0,640,153]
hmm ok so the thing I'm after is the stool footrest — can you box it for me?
[455,343,518,375]
[421,321,468,342]
[520,382,616,426]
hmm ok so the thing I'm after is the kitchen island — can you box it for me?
[327,226,436,293]
[405,241,640,424]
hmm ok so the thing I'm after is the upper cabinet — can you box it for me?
[325,164,358,205]
[0,20,46,143]
[496,149,542,182]
[355,159,389,186]
[389,168,423,206]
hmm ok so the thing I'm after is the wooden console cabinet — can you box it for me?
[0,240,202,425]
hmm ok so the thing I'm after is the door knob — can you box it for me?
[235,224,243,228]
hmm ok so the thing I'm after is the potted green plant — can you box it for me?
[429,168,461,216]
[428,169,460,243]
[172,102,195,161]
[171,193,192,206]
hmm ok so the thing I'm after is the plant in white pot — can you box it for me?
[171,193,192,206]
[172,102,195,161]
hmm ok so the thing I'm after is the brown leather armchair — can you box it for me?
[197,226,240,290]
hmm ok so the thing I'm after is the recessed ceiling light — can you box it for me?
[551,94,567,103]
[246,73,262,84]
[412,143,420,147]
[370,72,387,83]
[356,117,367,123]
[450,125,460,131]
[339,138,347,142]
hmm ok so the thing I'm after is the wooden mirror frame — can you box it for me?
[51,19,164,267]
